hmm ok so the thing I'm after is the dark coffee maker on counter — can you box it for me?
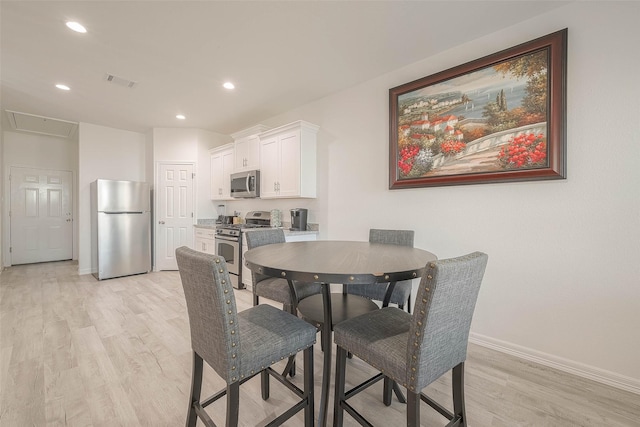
[290,208,308,231]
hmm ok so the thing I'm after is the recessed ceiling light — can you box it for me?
[223,82,235,90]
[176,114,186,120]
[66,21,87,33]
[56,84,70,91]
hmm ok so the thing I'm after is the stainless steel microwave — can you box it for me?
[230,170,260,198]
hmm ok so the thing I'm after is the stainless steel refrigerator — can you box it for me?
[91,179,151,280]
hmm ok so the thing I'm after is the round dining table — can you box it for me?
[244,240,437,426]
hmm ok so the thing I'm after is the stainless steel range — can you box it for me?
[215,211,271,289]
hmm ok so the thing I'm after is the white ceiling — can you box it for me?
[0,1,569,136]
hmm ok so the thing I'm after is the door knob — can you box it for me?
[159,220,165,224]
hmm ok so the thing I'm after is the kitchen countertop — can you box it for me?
[193,224,220,230]
[193,223,318,237]
[282,229,318,236]
[196,217,318,233]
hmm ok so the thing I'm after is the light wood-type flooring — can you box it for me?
[1,261,639,426]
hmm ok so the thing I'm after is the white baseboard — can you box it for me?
[469,332,640,396]
[78,267,92,276]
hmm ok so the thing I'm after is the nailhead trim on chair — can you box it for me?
[333,253,487,427]
[407,263,435,390]
[178,247,317,427]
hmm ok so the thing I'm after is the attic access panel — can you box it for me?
[6,110,78,138]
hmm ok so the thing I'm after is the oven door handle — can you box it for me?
[215,235,239,242]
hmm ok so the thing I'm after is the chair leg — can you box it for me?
[290,359,297,378]
[284,303,297,378]
[186,352,203,427]
[382,376,406,405]
[407,295,412,313]
[280,355,296,378]
[452,362,467,427]
[406,390,420,427]
[253,294,259,306]
[392,382,407,404]
[334,346,348,427]
[226,382,240,427]
[320,326,327,352]
[304,346,315,427]
[261,370,270,400]
[383,376,393,406]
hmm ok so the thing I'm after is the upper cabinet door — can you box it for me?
[232,125,269,173]
[210,144,234,200]
[258,121,318,199]
[234,135,261,172]
[259,136,280,199]
[221,150,234,198]
[210,153,224,199]
[277,131,301,197]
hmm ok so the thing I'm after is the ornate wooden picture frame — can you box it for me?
[389,29,567,188]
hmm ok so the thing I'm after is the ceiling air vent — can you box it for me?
[5,110,78,138]
[104,73,138,88]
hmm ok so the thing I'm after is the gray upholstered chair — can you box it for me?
[245,228,323,313]
[176,246,316,427]
[245,228,323,380]
[333,251,488,427]
[343,229,415,312]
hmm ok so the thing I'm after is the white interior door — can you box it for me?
[10,167,73,265]
[156,163,194,270]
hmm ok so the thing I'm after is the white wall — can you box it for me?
[235,3,640,392]
[77,122,147,274]
[2,130,79,265]
[3,131,78,169]
[0,125,4,271]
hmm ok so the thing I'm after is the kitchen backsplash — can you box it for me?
[282,222,319,231]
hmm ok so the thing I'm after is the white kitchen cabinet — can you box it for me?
[194,228,216,255]
[210,144,234,200]
[232,124,268,172]
[241,230,318,290]
[259,120,318,199]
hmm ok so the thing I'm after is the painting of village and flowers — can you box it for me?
[391,30,572,194]
[395,48,549,183]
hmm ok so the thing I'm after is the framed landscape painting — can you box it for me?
[389,29,567,189]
